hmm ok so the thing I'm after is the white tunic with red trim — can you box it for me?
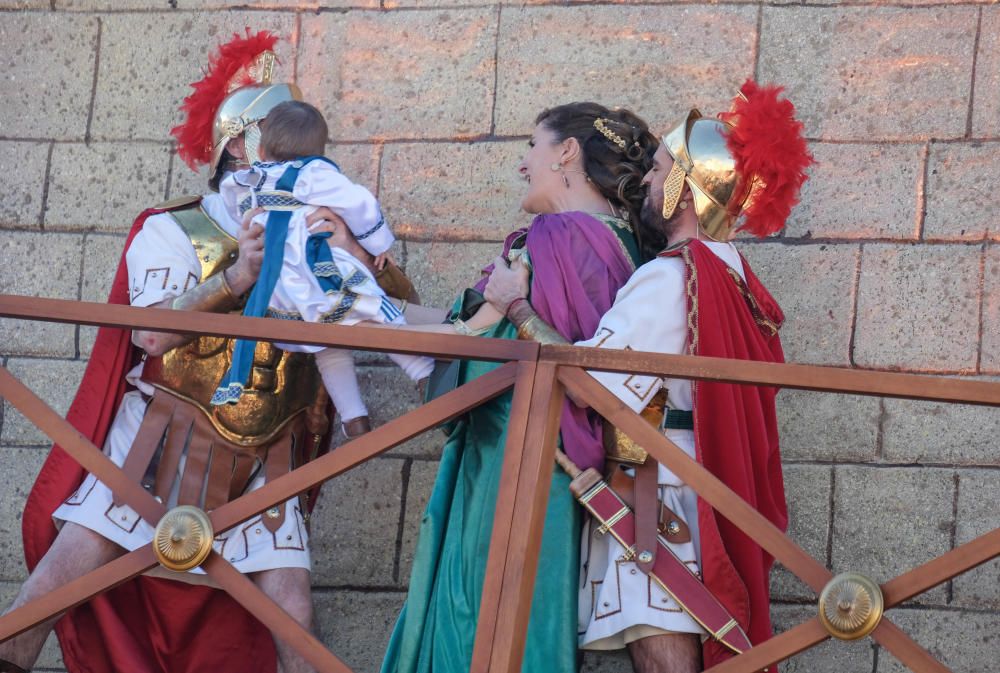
[575,241,745,650]
[53,193,312,576]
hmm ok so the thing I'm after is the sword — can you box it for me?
[556,449,752,655]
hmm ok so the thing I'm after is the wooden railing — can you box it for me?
[0,294,997,673]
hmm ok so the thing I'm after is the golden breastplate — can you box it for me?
[140,197,321,447]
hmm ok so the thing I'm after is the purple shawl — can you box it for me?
[476,211,636,472]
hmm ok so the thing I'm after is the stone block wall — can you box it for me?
[1,2,998,672]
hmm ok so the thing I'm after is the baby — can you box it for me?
[215,100,432,437]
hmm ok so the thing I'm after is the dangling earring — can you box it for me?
[551,162,570,189]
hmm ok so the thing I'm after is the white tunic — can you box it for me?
[575,241,745,650]
[53,193,311,575]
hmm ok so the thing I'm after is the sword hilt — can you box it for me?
[554,448,582,478]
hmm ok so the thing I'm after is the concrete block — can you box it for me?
[984,246,1000,373]
[79,233,128,359]
[785,143,922,240]
[357,367,441,459]
[45,143,170,233]
[771,605,875,673]
[1,358,88,447]
[854,244,980,371]
[0,232,82,358]
[831,466,953,604]
[90,13,296,141]
[314,589,404,673]
[951,469,1000,609]
[309,458,403,586]
[883,385,1000,465]
[397,459,439,584]
[0,142,49,228]
[328,143,381,197]
[178,0,377,8]
[495,5,757,135]
[776,389,880,462]
[925,142,1000,241]
[741,243,858,366]
[0,448,46,581]
[0,14,98,140]
[878,608,1000,673]
[771,465,832,602]
[380,141,529,241]
[299,10,497,141]
[758,7,977,141]
[404,241,503,310]
[973,8,1000,138]
[166,158,211,201]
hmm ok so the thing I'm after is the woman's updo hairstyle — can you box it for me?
[535,102,662,260]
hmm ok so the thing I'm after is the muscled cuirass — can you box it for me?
[139,198,321,447]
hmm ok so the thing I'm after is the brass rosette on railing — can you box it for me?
[153,505,214,572]
[818,572,884,640]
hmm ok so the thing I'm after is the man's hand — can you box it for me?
[484,255,530,314]
[224,207,266,296]
[305,207,378,274]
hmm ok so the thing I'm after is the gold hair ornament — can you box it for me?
[594,118,627,151]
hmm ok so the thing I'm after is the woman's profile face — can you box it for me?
[518,122,566,214]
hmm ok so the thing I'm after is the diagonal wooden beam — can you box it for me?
[209,361,520,535]
[881,527,1000,608]
[541,345,1000,407]
[557,366,832,593]
[0,546,159,641]
[0,366,165,524]
[703,617,830,673]
[202,553,355,673]
[870,619,951,673]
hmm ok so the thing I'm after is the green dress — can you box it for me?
[381,218,640,673]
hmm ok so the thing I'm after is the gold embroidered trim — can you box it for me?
[591,213,637,272]
[726,267,780,337]
[681,246,699,356]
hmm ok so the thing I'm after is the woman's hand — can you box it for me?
[484,256,530,314]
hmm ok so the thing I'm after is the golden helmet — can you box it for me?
[210,80,302,171]
[659,81,812,241]
[172,30,300,173]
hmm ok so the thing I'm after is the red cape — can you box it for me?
[21,205,278,673]
[661,240,788,669]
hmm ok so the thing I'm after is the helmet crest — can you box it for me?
[171,29,280,171]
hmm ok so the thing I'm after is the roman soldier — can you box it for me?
[484,81,812,673]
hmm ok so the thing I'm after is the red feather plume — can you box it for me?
[719,80,813,237]
[171,29,279,170]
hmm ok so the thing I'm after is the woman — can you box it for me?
[375,102,660,673]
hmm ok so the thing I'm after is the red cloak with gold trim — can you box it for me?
[21,205,279,673]
[661,239,788,669]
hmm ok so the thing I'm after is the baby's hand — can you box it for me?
[373,251,396,271]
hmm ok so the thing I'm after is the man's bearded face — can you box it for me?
[639,145,684,239]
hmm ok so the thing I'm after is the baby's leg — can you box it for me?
[386,315,435,382]
[314,348,370,437]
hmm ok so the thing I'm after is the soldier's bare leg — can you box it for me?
[252,567,316,673]
[0,522,124,671]
[627,632,702,673]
